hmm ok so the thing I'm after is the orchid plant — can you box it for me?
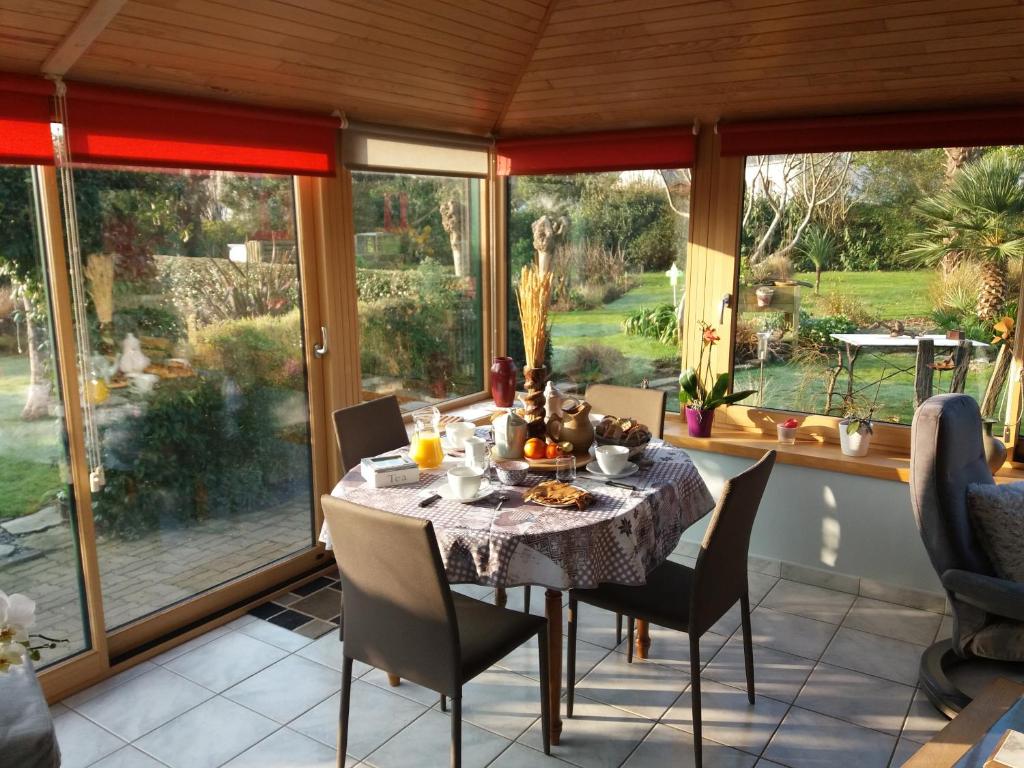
[0,591,64,672]
[679,321,757,413]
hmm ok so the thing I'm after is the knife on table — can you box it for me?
[419,493,441,508]
[605,480,638,491]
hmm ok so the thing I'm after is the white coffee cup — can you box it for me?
[448,466,484,500]
[595,445,630,476]
[463,436,487,471]
[447,421,476,450]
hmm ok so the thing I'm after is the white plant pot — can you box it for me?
[755,286,775,307]
[838,419,872,457]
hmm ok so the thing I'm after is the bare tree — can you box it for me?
[744,153,854,267]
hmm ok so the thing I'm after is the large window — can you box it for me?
[351,171,484,410]
[0,166,90,665]
[507,171,690,405]
[70,167,315,630]
[732,146,1023,428]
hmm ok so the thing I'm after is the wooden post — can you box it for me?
[951,340,972,393]
[914,338,935,408]
[981,345,1012,419]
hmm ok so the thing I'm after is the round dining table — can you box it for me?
[320,437,715,745]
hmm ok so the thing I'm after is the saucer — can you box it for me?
[585,460,639,480]
[438,478,494,504]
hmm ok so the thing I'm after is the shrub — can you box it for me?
[561,344,629,386]
[110,305,185,344]
[813,293,877,328]
[156,255,298,324]
[191,310,305,389]
[797,312,858,352]
[92,375,309,538]
[622,304,679,345]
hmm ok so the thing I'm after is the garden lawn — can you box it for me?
[0,353,65,518]
[795,270,933,320]
[550,272,679,385]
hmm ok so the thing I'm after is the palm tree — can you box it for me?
[799,226,837,294]
[905,151,1024,320]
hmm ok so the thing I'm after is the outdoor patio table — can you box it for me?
[319,438,715,745]
[828,333,989,407]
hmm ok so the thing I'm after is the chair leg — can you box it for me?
[537,627,551,755]
[626,616,635,664]
[616,612,622,644]
[740,592,756,705]
[337,655,353,768]
[524,585,531,613]
[451,693,462,768]
[690,635,702,768]
[440,693,447,712]
[567,596,578,718]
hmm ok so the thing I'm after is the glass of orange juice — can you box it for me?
[410,406,444,469]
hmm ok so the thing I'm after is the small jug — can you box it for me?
[409,406,444,469]
[548,398,594,454]
[493,409,528,459]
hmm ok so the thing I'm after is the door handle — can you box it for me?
[313,326,328,358]
[718,293,732,324]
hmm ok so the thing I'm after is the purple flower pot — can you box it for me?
[685,407,715,438]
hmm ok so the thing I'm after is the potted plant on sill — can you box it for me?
[836,377,883,457]
[679,321,757,438]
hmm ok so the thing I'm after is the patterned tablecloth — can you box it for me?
[319,439,715,591]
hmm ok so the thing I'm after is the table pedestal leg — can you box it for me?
[495,587,507,607]
[544,589,563,746]
[387,673,401,687]
[636,619,651,659]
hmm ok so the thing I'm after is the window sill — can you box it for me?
[662,418,1024,485]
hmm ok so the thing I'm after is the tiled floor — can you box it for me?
[53,561,953,768]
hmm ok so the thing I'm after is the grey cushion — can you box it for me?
[968,482,1024,582]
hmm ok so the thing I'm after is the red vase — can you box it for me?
[490,356,517,407]
[685,406,715,438]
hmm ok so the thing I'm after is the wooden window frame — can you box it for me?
[678,131,1024,477]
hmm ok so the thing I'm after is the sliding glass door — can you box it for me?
[0,165,91,666]
[66,166,320,632]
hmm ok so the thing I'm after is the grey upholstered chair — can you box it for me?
[322,496,551,768]
[332,396,409,473]
[567,451,776,768]
[585,383,667,438]
[910,393,1024,714]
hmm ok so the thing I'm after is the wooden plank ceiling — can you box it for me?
[2,0,1022,137]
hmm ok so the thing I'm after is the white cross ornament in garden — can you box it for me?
[665,263,681,306]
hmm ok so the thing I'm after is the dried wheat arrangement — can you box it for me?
[84,253,115,326]
[515,264,553,433]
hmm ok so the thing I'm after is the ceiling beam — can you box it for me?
[42,0,127,77]
[491,0,559,136]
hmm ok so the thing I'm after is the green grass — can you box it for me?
[795,270,933,320]
[0,353,67,518]
[550,272,679,385]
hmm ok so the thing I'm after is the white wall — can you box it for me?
[681,449,942,596]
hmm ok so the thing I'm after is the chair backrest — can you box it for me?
[910,393,995,579]
[690,451,776,635]
[585,384,666,439]
[332,396,409,473]
[321,495,461,695]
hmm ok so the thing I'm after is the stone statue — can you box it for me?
[531,215,568,274]
[440,199,469,277]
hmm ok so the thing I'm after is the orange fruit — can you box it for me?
[524,438,546,460]
[545,443,561,459]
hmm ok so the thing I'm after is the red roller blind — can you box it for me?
[65,83,338,176]
[0,74,55,165]
[720,107,1024,157]
[496,127,695,176]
